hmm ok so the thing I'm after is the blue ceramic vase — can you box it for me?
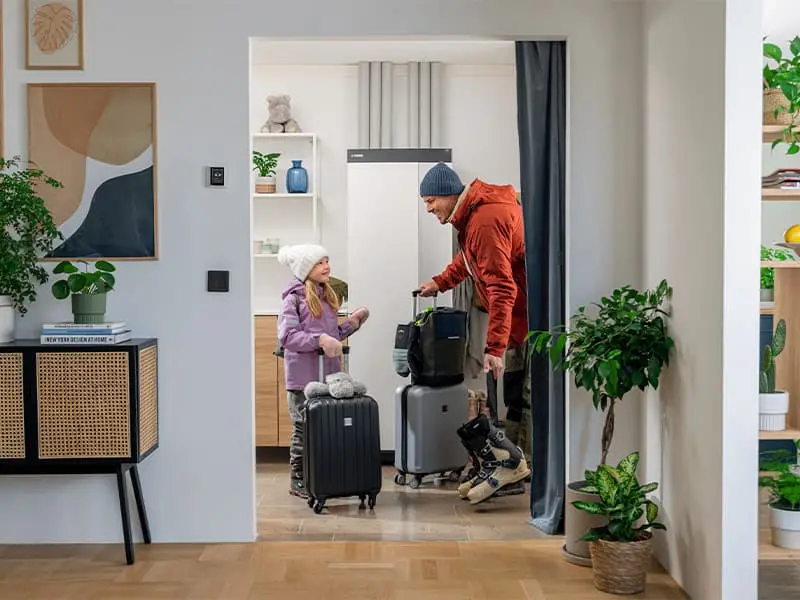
[286,160,309,193]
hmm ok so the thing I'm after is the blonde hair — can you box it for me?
[305,280,340,319]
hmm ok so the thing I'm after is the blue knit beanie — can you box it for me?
[419,163,465,197]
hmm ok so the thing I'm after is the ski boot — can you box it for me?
[458,414,530,505]
[455,434,525,500]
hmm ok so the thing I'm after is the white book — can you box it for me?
[40,331,133,345]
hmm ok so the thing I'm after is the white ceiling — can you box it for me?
[250,38,515,66]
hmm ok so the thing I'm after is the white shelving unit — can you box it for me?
[251,132,320,260]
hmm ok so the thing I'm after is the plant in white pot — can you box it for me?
[759,441,800,549]
[252,151,280,194]
[528,279,674,566]
[50,260,116,324]
[574,451,666,595]
[0,156,63,342]
[759,318,789,432]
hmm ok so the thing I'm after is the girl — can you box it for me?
[277,244,369,498]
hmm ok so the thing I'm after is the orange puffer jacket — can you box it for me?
[432,179,528,358]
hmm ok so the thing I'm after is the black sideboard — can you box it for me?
[0,338,159,564]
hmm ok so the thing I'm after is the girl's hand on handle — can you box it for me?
[351,307,370,326]
[319,333,343,358]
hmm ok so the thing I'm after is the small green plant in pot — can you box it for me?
[759,441,800,549]
[51,260,116,324]
[763,37,800,154]
[253,151,280,194]
[0,156,63,342]
[573,451,666,595]
[761,245,794,302]
[760,319,790,432]
[527,279,674,564]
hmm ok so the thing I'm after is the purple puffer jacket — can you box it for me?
[278,278,357,391]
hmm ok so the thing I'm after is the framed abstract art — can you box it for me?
[25,0,84,70]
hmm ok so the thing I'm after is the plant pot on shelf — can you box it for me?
[770,505,800,549]
[764,88,796,125]
[0,295,14,343]
[71,293,107,324]
[761,288,775,303]
[255,176,276,194]
[563,481,607,566]
[589,533,653,595]
[760,391,790,431]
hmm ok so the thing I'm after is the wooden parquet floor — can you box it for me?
[0,539,688,599]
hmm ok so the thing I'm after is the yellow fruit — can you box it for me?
[785,224,800,243]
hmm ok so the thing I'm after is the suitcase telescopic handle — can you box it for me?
[317,346,350,381]
[412,289,437,316]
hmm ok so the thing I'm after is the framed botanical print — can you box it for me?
[26,0,84,70]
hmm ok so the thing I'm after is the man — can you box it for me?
[417,162,531,502]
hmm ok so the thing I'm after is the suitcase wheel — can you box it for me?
[409,475,422,489]
[368,494,377,510]
[312,500,325,514]
[307,497,315,508]
[358,495,367,510]
[394,473,406,486]
[448,468,464,482]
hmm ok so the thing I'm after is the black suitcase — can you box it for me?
[304,347,382,514]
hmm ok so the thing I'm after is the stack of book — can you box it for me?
[763,168,800,189]
[40,322,132,345]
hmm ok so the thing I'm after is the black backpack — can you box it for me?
[394,291,467,387]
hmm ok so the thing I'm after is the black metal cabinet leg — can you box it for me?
[129,465,151,544]
[116,467,134,565]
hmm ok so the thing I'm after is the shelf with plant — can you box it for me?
[760,319,793,435]
[761,245,795,302]
[764,37,800,155]
[252,151,280,194]
[759,441,800,550]
[51,260,117,324]
[528,279,674,566]
[571,451,666,595]
[0,157,64,343]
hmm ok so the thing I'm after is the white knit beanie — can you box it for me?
[277,244,328,281]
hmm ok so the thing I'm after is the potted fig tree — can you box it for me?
[51,260,116,324]
[528,279,674,565]
[252,151,280,194]
[759,441,800,549]
[0,156,63,342]
[760,319,790,432]
[573,451,666,595]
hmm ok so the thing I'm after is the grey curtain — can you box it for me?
[515,41,567,535]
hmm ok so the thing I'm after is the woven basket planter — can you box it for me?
[588,533,653,595]
[764,88,796,125]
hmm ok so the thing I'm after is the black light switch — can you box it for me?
[207,270,230,292]
[209,166,225,187]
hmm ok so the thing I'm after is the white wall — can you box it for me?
[2,0,643,544]
[642,1,761,599]
[249,58,519,314]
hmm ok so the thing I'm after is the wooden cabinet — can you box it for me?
[254,314,350,448]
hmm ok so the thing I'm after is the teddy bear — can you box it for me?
[304,371,367,400]
[260,94,302,134]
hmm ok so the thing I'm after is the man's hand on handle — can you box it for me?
[483,353,504,380]
[417,280,440,297]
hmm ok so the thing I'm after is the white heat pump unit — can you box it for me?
[346,148,455,450]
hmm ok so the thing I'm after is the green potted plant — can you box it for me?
[759,441,800,549]
[763,37,800,154]
[760,319,789,432]
[761,245,794,301]
[51,260,116,324]
[0,156,63,342]
[573,451,666,595]
[527,279,674,565]
[253,151,280,194]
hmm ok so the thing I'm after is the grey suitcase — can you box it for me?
[393,382,470,489]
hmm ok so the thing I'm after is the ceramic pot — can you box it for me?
[286,160,308,193]
[0,295,14,343]
[759,391,790,431]
[72,293,107,324]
